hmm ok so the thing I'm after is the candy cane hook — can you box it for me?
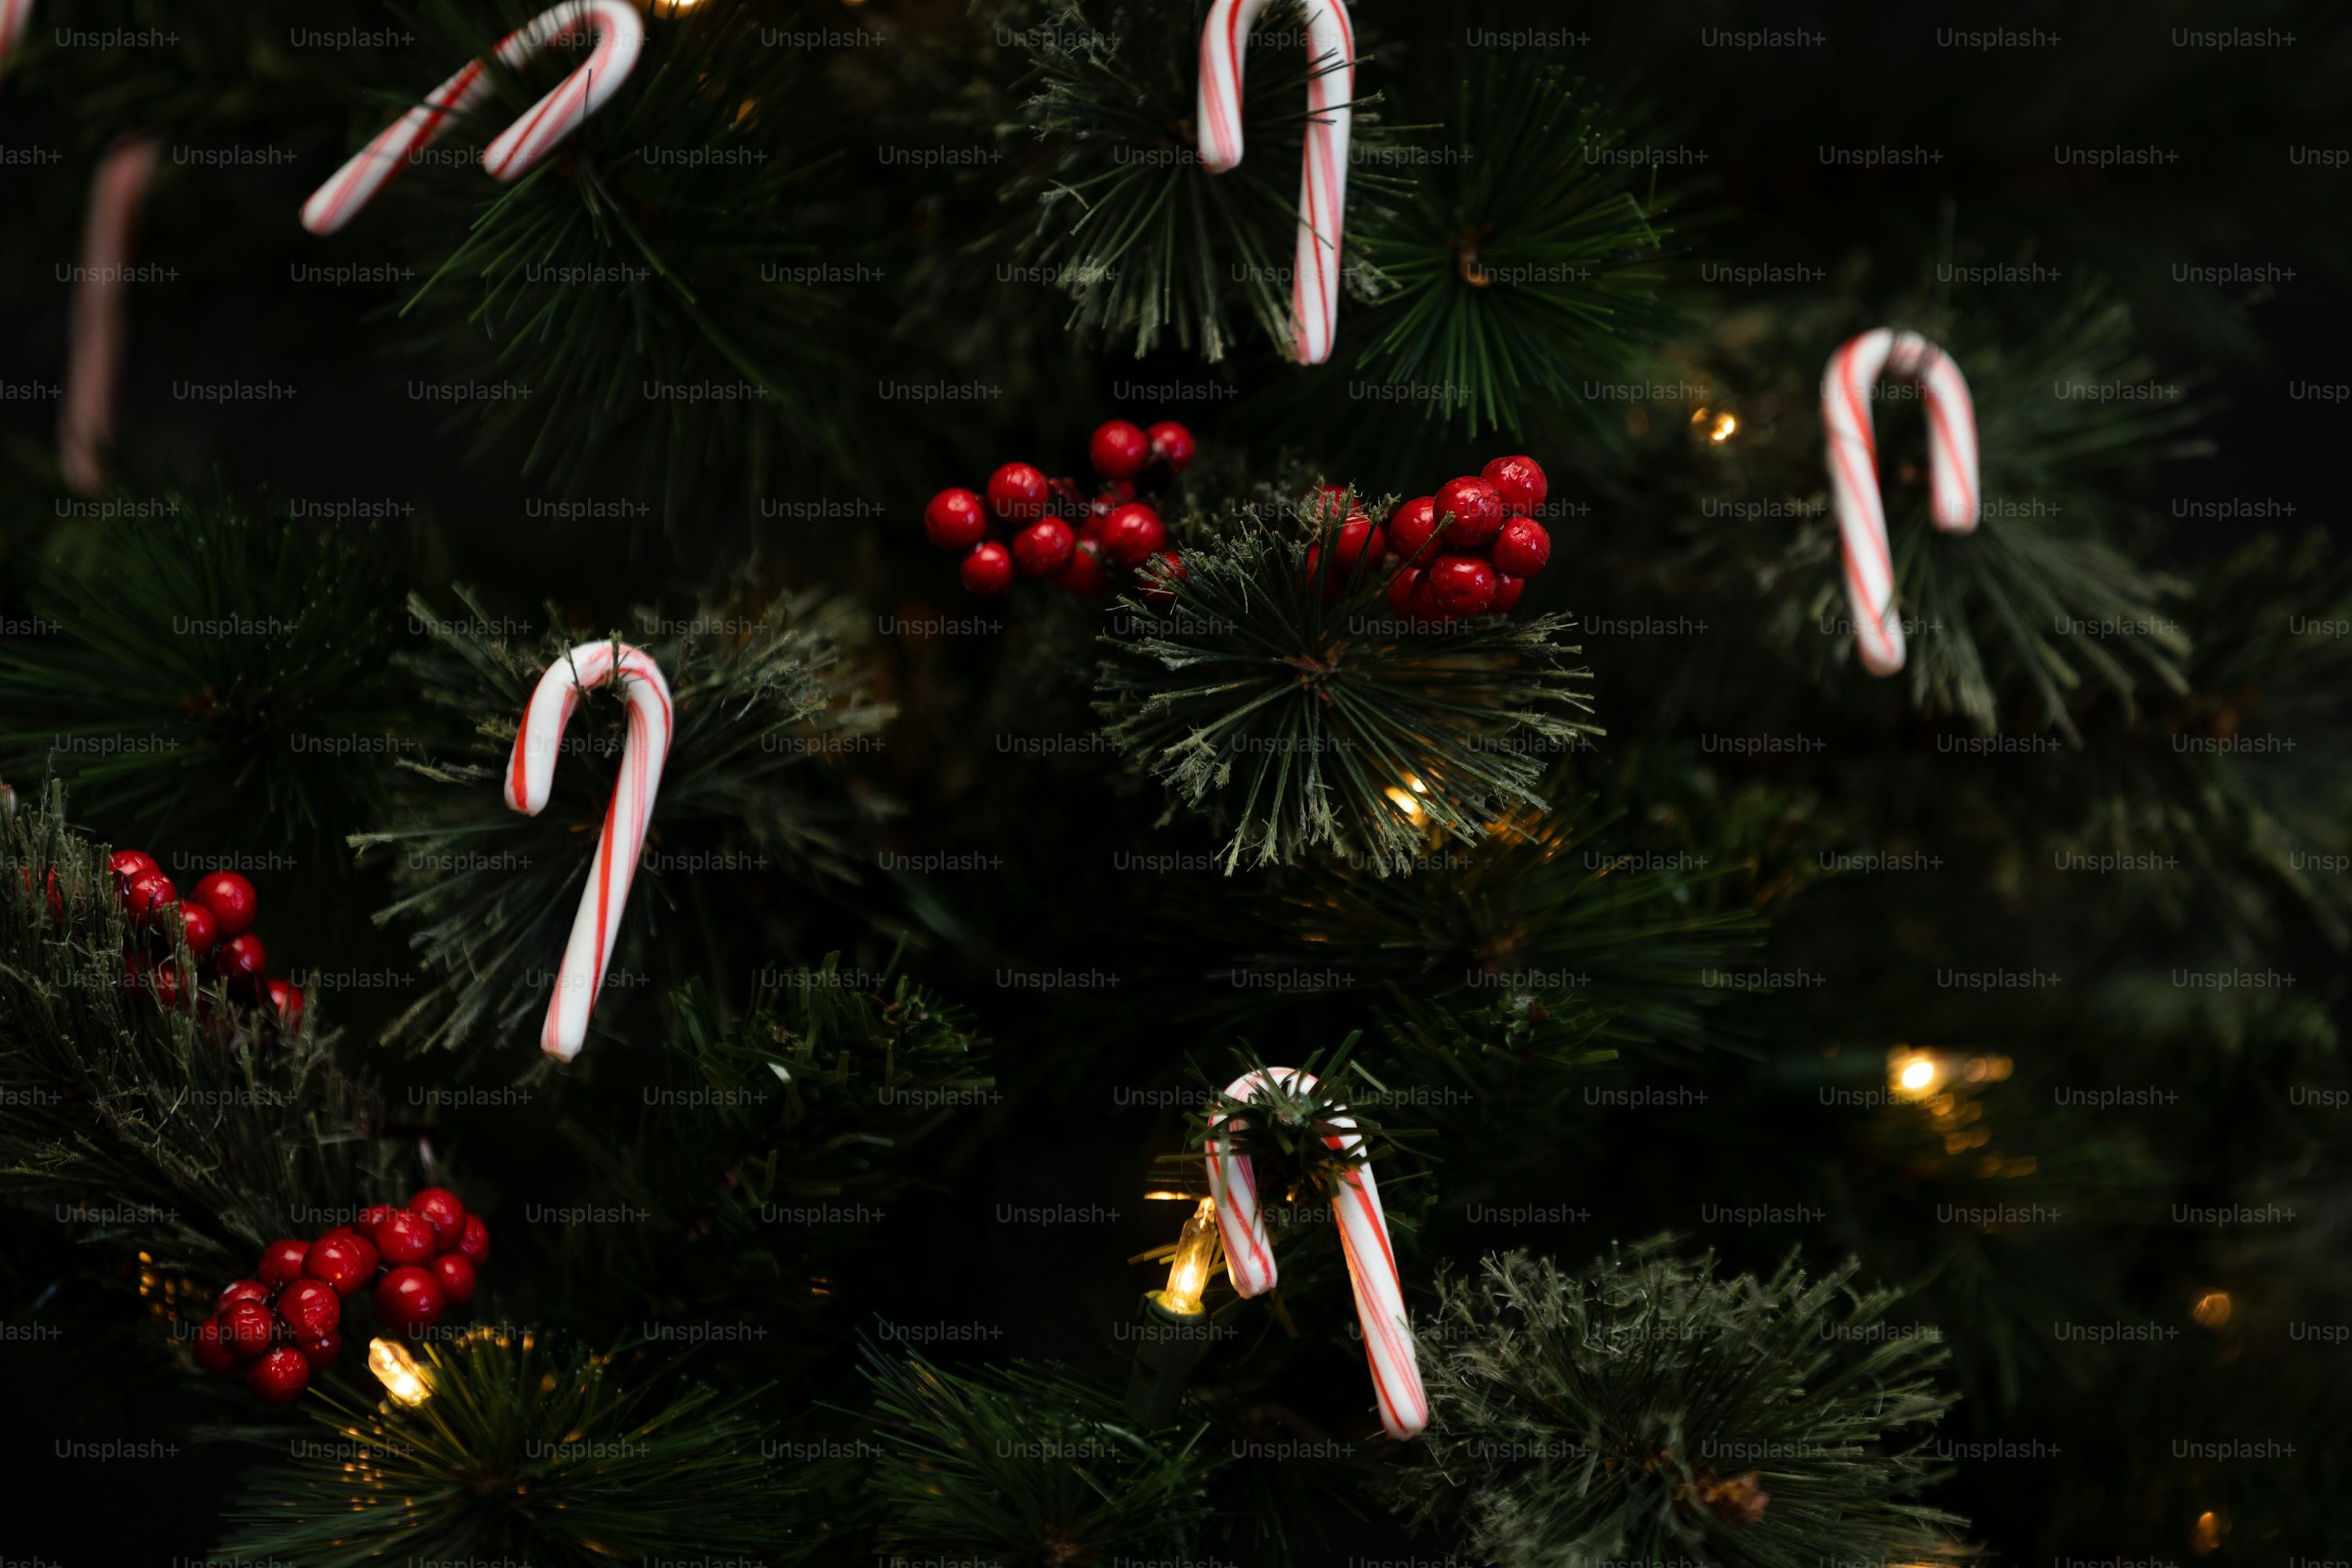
[1821,328,1980,675]
[504,640,673,1061]
[1207,1068,1426,1439]
[301,0,644,237]
[1196,0,1355,365]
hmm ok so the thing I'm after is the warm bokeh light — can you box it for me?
[2191,1290,2232,1330]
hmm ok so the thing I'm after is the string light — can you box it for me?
[368,1338,433,1406]
[1154,1198,1218,1318]
[2191,1290,2232,1330]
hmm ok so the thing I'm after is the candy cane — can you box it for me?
[0,0,34,78]
[1206,1068,1426,1439]
[1821,329,1980,676]
[503,641,673,1061]
[1196,0,1354,366]
[300,0,644,237]
[59,132,161,495]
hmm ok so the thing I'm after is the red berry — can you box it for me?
[176,901,218,958]
[1090,420,1151,481]
[296,1330,343,1371]
[150,960,188,1011]
[326,1224,381,1278]
[192,1316,240,1374]
[247,1345,310,1404]
[1100,503,1166,568]
[303,1232,372,1296]
[922,488,989,551]
[109,850,159,897]
[1427,554,1500,616]
[430,1252,478,1305]
[258,1239,310,1290]
[1138,550,1187,611]
[1434,477,1505,546]
[266,977,306,1031]
[985,462,1051,524]
[1145,421,1196,472]
[1054,539,1112,599]
[189,871,258,937]
[1385,566,1425,619]
[960,541,1016,596]
[1492,516,1551,579]
[372,1210,438,1267]
[216,931,267,993]
[216,1278,270,1315]
[1012,517,1076,579]
[407,1188,468,1247]
[1491,574,1526,613]
[223,1298,275,1358]
[124,870,176,928]
[22,864,65,924]
[374,1265,447,1335]
[455,1214,492,1267]
[1410,572,1449,622]
[354,1204,397,1233]
[1480,454,1548,514]
[1335,517,1385,572]
[1387,497,1440,563]
[277,1277,342,1340]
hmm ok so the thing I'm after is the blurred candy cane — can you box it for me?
[59,133,162,495]
[1821,329,1980,675]
[0,0,34,77]
[504,641,673,1061]
[1207,1068,1427,1439]
[301,0,644,236]
[1196,0,1354,365]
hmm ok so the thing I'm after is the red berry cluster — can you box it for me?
[922,419,1196,605]
[1322,455,1551,622]
[105,851,304,1025]
[191,1187,491,1404]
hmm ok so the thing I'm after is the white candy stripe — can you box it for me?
[1821,328,1980,677]
[504,641,673,1061]
[1196,0,1355,365]
[301,0,644,236]
[1206,1066,1427,1439]
[0,0,34,74]
[59,134,160,496]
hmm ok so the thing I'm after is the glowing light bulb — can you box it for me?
[368,1338,432,1406]
[1890,1051,1941,1098]
[1156,1198,1218,1317]
[1384,786,1425,821]
[2191,1290,2231,1330]
[1709,412,1738,442]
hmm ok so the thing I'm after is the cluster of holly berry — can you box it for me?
[921,419,1196,603]
[1307,455,1554,620]
[191,1187,490,1404]
[104,851,304,1025]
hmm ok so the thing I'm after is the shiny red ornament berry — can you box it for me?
[193,1316,240,1374]
[189,871,258,937]
[1145,421,1196,472]
[266,977,306,1031]
[1481,454,1548,514]
[430,1252,477,1305]
[258,1239,310,1290]
[176,901,218,958]
[985,462,1051,523]
[1334,517,1385,572]
[223,1298,275,1358]
[374,1265,447,1335]
[1386,566,1425,619]
[1054,539,1111,598]
[372,1209,437,1267]
[1387,497,1440,563]
[277,1277,342,1340]
[303,1232,373,1296]
[1491,574,1526,613]
[354,1204,397,1233]
[1492,515,1551,579]
[1100,503,1166,568]
[922,488,989,551]
[216,1278,270,1315]
[407,1188,468,1247]
[150,960,189,1011]
[1427,554,1500,616]
[247,1344,310,1404]
[1089,420,1151,481]
[124,870,176,927]
[109,850,160,895]
[960,541,1016,596]
[326,1225,381,1278]
[1138,550,1187,611]
[1012,517,1076,578]
[296,1330,343,1371]
[1434,477,1505,546]
[216,931,267,993]
[455,1214,492,1267]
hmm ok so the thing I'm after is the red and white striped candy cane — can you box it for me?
[58,132,161,495]
[1206,1068,1427,1439]
[0,0,34,77]
[1821,328,1980,676]
[503,640,673,1062]
[301,0,644,237]
[1196,0,1355,366]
